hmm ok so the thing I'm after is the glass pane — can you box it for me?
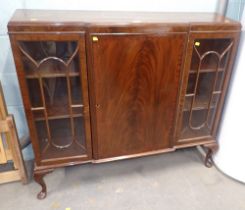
[38,117,87,160]
[18,40,87,160]
[44,77,69,117]
[186,72,223,95]
[27,77,84,122]
[186,74,197,94]
[190,38,232,73]
[180,38,233,140]
[26,79,42,107]
[49,118,72,148]
[33,110,45,121]
[35,120,48,151]
[70,77,83,105]
[19,41,80,77]
[72,107,83,117]
[184,94,220,111]
[195,73,216,103]
[74,117,86,149]
[180,109,216,139]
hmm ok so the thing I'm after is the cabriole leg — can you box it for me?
[34,169,53,200]
[202,143,218,168]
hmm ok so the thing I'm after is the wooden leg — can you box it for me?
[202,143,218,168]
[34,169,53,200]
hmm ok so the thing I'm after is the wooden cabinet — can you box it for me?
[8,10,241,199]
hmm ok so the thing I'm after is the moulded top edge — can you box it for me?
[9,9,241,26]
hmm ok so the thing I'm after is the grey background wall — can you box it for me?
[0,0,222,160]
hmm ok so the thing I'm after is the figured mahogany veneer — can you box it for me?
[8,10,241,199]
[91,34,186,159]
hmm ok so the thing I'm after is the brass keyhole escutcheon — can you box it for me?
[92,36,99,42]
[195,41,200,46]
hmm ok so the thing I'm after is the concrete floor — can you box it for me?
[0,148,244,210]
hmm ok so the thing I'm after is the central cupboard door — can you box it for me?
[90,33,187,159]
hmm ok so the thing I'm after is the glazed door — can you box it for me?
[175,32,240,144]
[10,33,92,165]
[90,33,187,159]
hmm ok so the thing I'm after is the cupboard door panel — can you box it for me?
[10,33,92,165]
[175,32,240,144]
[91,33,187,159]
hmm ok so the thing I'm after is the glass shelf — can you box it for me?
[26,71,80,79]
[32,106,83,121]
[183,92,221,111]
[186,71,224,95]
[24,59,80,79]
[189,68,224,74]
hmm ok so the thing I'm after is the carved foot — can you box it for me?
[202,143,218,168]
[34,169,53,200]
[204,149,213,168]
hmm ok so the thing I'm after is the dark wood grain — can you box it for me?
[33,168,53,199]
[8,10,241,33]
[7,10,241,199]
[8,10,240,28]
[90,33,187,159]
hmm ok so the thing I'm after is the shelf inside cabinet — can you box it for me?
[32,104,84,121]
[25,60,80,79]
[28,75,84,122]
[184,91,221,111]
[189,68,224,74]
[26,71,80,79]
[186,72,224,95]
